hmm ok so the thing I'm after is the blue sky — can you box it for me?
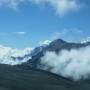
[0,0,90,48]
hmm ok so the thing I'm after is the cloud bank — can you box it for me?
[40,46,90,81]
[0,45,33,65]
[0,0,84,16]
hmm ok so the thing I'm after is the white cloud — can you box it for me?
[0,32,26,36]
[40,46,90,81]
[0,0,84,16]
[0,45,33,65]
[39,40,51,46]
[0,0,28,9]
[15,32,26,35]
[31,0,84,16]
[50,28,84,42]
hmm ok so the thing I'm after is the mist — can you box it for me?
[40,46,90,81]
[0,45,32,65]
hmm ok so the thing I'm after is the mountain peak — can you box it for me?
[50,39,67,45]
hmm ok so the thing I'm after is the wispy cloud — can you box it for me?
[31,0,84,16]
[39,40,51,46]
[62,28,85,42]
[0,0,26,9]
[50,28,85,42]
[15,32,26,35]
[0,32,26,36]
[0,0,85,16]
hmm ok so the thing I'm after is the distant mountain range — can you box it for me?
[0,39,90,66]
[18,39,90,69]
[0,39,90,90]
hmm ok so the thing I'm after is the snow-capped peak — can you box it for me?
[0,45,33,65]
[81,37,90,44]
[39,40,51,46]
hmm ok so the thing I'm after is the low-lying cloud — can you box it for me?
[0,45,33,65]
[40,46,90,81]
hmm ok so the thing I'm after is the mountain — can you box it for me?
[0,39,90,66]
[18,39,90,69]
[0,64,74,90]
[0,64,90,90]
[1,39,90,90]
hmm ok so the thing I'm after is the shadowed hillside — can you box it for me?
[0,64,90,90]
[1,39,90,90]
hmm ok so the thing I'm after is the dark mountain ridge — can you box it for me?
[1,39,90,90]
[18,39,90,69]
